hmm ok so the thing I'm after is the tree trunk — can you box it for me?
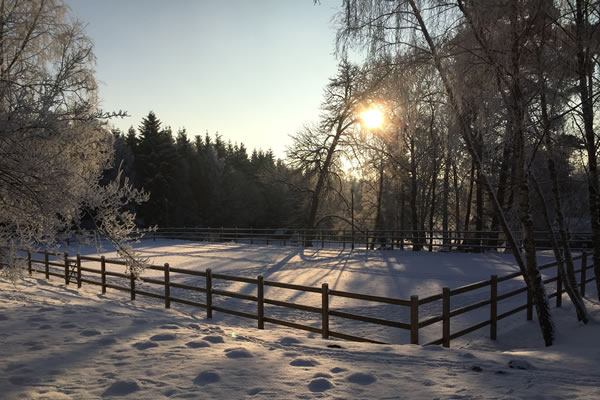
[463,160,475,248]
[488,129,512,249]
[442,141,451,247]
[475,165,484,252]
[507,1,554,345]
[409,134,421,251]
[532,175,589,322]
[428,105,438,252]
[306,126,344,246]
[453,162,461,245]
[372,159,385,249]
[539,80,586,311]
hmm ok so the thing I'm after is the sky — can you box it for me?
[66,0,344,159]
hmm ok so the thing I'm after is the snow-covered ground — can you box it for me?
[2,240,599,399]
[56,240,583,345]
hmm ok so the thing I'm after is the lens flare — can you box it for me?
[360,106,384,129]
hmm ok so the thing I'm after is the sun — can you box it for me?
[360,106,384,129]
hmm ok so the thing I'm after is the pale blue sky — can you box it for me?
[67,0,342,158]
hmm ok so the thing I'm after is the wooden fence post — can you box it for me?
[322,283,329,339]
[164,263,170,309]
[257,275,264,329]
[556,263,562,307]
[27,251,32,276]
[410,295,419,345]
[64,252,69,285]
[490,275,497,340]
[580,252,587,297]
[442,288,450,348]
[206,268,213,319]
[526,288,533,321]
[76,254,82,288]
[45,252,49,280]
[101,256,106,294]
[130,272,136,301]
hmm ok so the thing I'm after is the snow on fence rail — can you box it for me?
[11,249,597,347]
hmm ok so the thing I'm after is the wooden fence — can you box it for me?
[16,249,597,347]
[149,227,593,252]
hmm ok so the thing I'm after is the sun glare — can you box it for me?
[360,106,384,129]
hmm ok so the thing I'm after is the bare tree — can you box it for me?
[287,61,368,245]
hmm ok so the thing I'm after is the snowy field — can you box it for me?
[51,240,585,345]
[2,240,599,399]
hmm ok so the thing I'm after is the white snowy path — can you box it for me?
[1,277,600,399]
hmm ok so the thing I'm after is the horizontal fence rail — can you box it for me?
[8,248,597,347]
[144,227,594,253]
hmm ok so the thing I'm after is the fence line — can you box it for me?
[14,249,597,347]
[147,227,593,252]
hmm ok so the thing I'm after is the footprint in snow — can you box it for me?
[193,371,220,386]
[279,337,301,346]
[39,324,52,330]
[423,345,444,351]
[308,378,333,392]
[330,367,347,374]
[29,343,46,351]
[247,387,263,396]
[132,341,159,350]
[113,361,129,367]
[508,360,535,370]
[150,334,176,341]
[97,337,118,346]
[101,379,140,397]
[0,314,8,321]
[224,347,253,358]
[61,323,77,329]
[38,307,55,312]
[202,335,224,344]
[290,358,319,367]
[8,375,34,386]
[186,341,210,348]
[346,372,377,385]
[80,329,101,337]
[313,373,332,379]
[159,324,180,330]
[5,363,26,372]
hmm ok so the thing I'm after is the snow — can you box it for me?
[1,240,600,399]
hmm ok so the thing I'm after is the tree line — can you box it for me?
[106,111,306,229]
